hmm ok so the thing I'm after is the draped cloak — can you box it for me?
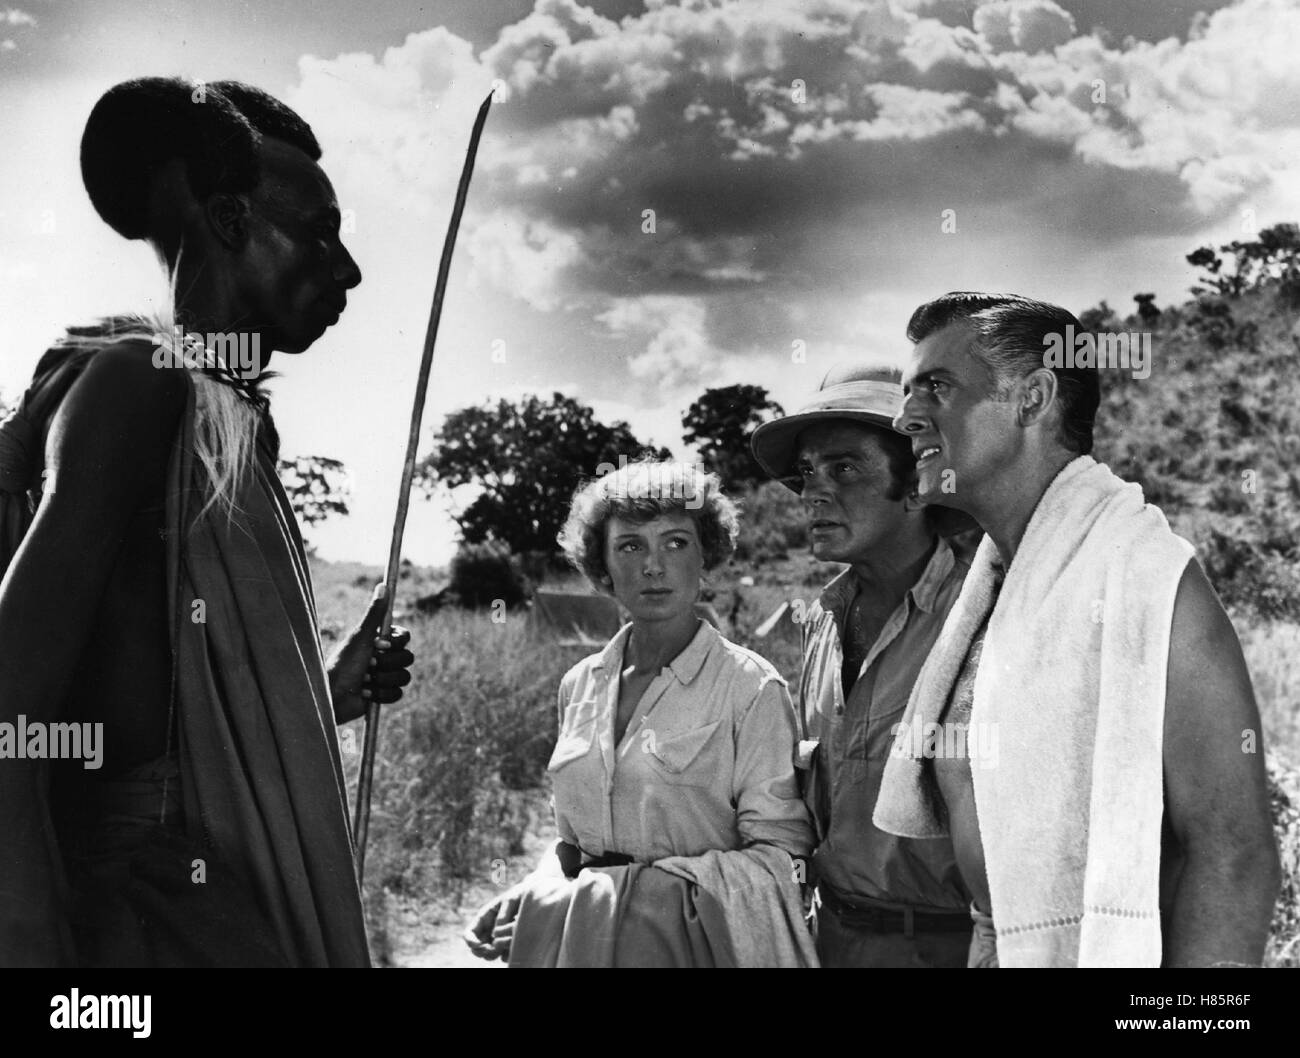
[0,324,370,967]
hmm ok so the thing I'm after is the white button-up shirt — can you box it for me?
[548,620,814,864]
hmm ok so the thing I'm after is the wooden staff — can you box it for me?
[354,90,494,883]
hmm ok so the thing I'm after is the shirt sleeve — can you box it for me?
[552,670,579,848]
[732,676,815,857]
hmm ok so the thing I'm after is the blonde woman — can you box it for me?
[465,460,816,967]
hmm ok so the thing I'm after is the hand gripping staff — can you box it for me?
[353,91,494,883]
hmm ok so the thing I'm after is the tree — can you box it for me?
[1133,293,1160,326]
[417,392,669,557]
[1078,299,1119,334]
[1188,223,1300,299]
[682,384,785,491]
[277,455,351,528]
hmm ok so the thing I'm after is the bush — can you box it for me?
[448,540,526,609]
[734,481,807,564]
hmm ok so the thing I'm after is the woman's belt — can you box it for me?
[582,851,637,868]
[557,840,639,877]
[819,883,973,936]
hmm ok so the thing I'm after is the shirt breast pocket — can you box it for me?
[645,720,722,786]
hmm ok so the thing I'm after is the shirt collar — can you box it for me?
[818,566,858,622]
[592,618,718,686]
[910,534,956,614]
[817,533,956,620]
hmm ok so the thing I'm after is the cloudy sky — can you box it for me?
[3,0,1298,565]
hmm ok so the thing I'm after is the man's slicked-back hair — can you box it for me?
[81,76,320,241]
[906,291,1101,456]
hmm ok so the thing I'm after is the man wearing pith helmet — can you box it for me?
[751,363,979,967]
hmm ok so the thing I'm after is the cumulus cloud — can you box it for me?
[974,1,1076,53]
[595,295,718,391]
[292,0,1300,299]
[288,28,489,216]
[464,212,583,312]
[283,0,1300,418]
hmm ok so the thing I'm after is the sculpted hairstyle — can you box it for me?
[80,76,321,240]
[558,460,739,593]
[78,77,320,524]
[906,292,1101,456]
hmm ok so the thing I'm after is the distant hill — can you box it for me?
[1091,275,1300,620]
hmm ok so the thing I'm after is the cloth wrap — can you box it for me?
[508,844,817,967]
[873,456,1193,967]
[1,323,369,967]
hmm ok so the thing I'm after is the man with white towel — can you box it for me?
[875,291,1281,967]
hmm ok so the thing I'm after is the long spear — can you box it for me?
[354,90,494,882]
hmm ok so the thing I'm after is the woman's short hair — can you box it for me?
[558,459,738,591]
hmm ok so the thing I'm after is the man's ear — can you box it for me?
[205,192,250,250]
[1017,367,1058,429]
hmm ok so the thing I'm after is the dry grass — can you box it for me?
[316,564,579,962]
[1236,616,1300,966]
[1238,617,1300,763]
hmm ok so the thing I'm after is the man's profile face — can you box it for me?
[894,321,1018,512]
[236,138,362,355]
[794,421,913,565]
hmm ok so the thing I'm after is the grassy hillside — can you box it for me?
[1092,286,1300,620]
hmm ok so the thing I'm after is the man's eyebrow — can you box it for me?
[904,368,956,392]
[797,449,864,465]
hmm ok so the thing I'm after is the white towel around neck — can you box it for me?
[874,456,1193,967]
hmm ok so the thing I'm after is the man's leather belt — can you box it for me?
[819,884,972,936]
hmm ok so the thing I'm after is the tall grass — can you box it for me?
[327,591,571,960]
[1239,617,1300,761]
[1239,616,1300,966]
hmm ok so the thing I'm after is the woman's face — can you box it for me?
[602,511,704,622]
